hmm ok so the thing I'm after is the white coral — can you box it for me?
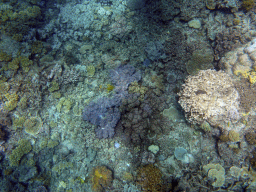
[178,69,240,129]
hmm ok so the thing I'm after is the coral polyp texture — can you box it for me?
[178,69,240,129]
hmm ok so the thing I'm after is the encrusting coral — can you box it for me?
[91,166,113,192]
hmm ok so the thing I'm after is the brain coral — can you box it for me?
[178,69,240,129]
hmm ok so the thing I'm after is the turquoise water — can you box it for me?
[0,0,256,191]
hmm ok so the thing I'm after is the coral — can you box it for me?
[145,41,166,61]
[87,65,96,77]
[24,116,42,136]
[106,84,115,92]
[59,68,80,85]
[228,130,240,142]
[122,172,134,182]
[109,64,141,95]
[0,82,10,100]
[137,164,162,191]
[229,166,249,179]
[52,161,73,174]
[19,56,33,73]
[180,0,204,21]
[186,49,214,75]
[0,3,41,41]
[83,96,121,138]
[119,90,167,145]
[199,121,212,132]
[203,163,225,188]
[31,41,45,55]
[245,132,256,145]
[12,116,26,130]
[242,0,255,11]
[0,50,12,62]
[91,166,113,192]
[7,56,33,72]
[178,69,241,129]
[219,134,229,142]
[174,147,194,164]
[148,145,160,154]
[56,97,73,113]
[8,58,20,71]
[235,78,256,113]
[9,139,32,166]
[109,17,132,39]
[18,96,28,109]
[128,81,148,101]
[52,92,61,99]
[249,72,256,84]
[25,5,41,18]
[47,139,59,148]
[4,92,19,111]
[48,81,59,92]
[206,0,216,10]
[214,28,249,60]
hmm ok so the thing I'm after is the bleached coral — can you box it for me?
[178,69,240,129]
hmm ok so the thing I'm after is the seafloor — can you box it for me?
[0,0,256,191]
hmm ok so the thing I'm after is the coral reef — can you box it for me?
[1,0,256,191]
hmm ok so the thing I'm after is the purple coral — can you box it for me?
[109,64,141,96]
[83,64,141,139]
[83,96,121,138]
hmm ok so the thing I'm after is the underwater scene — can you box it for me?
[0,0,256,191]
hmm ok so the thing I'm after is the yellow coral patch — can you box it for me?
[234,70,256,84]
[249,72,256,84]
[234,69,250,78]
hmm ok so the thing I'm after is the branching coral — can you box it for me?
[178,69,240,129]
